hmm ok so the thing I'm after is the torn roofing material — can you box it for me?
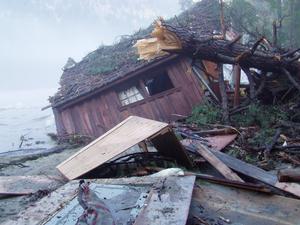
[57,116,192,180]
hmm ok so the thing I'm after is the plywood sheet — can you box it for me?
[133,176,196,225]
[0,176,62,196]
[57,116,169,180]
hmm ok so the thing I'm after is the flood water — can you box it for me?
[0,89,57,153]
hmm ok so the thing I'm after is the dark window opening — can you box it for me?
[144,71,174,96]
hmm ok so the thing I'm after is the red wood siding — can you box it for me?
[54,57,205,138]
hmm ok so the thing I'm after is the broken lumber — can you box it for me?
[204,134,237,151]
[185,172,270,193]
[183,139,300,197]
[57,116,192,180]
[188,140,244,182]
[277,168,300,182]
[211,149,300,198]
[192,128,237,136]
[264,128,281,159]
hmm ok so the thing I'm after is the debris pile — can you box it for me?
[4,116,300,225]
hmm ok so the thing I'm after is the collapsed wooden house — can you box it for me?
[49,0,222,138]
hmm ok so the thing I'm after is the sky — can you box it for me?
[0,0,182,106]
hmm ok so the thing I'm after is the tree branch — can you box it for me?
[282,68,300,92]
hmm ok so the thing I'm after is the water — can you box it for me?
[0,89,57,153]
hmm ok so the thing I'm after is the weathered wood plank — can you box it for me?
[277,168,300,182]
[192,141,244,182]
[212,149,300,198]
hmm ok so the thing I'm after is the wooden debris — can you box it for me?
[278,152,300,166]
[211,149,300,198]
[134,18,300,73]
[278,168,300,182]
[185,172,270,193]
[193,128,237,136]
[186,140,244,182]
[57,116,192,180]
[134,20,182,60]
[264,128,281,159]
[204,134,237,151]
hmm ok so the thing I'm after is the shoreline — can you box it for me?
[0,144,79,170]
[0,145,80,223]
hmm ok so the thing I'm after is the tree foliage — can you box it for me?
[225,0,300,48]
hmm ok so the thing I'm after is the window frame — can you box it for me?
[117,85,144,106]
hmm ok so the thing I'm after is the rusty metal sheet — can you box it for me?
[134,176,196,225]
[190,181,300,225]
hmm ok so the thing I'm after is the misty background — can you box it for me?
[0,0,186,151]
[0,0,184,107]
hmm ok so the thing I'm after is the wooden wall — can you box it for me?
[53,57,204,138]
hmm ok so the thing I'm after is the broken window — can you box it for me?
[118,86,144,106]
[144,71,174,96]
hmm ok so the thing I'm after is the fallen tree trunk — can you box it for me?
[135,20,300,73]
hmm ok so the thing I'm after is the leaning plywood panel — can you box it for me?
[57,116,169,180]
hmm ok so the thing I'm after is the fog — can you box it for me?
[0,0,181,105]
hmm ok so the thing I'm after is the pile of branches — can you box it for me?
[135,15,300,167]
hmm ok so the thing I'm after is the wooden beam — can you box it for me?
[212,150,300,198]
[233,65,241,107]
[191,141,244,182]
[277,168,300,182]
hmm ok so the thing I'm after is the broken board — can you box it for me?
[0,175,63,196]
[183,139,300,198]
[212,148,300,198]
[182,139,244,182]
[57,116,192,180]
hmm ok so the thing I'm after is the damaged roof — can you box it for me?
[50,0,221,107]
